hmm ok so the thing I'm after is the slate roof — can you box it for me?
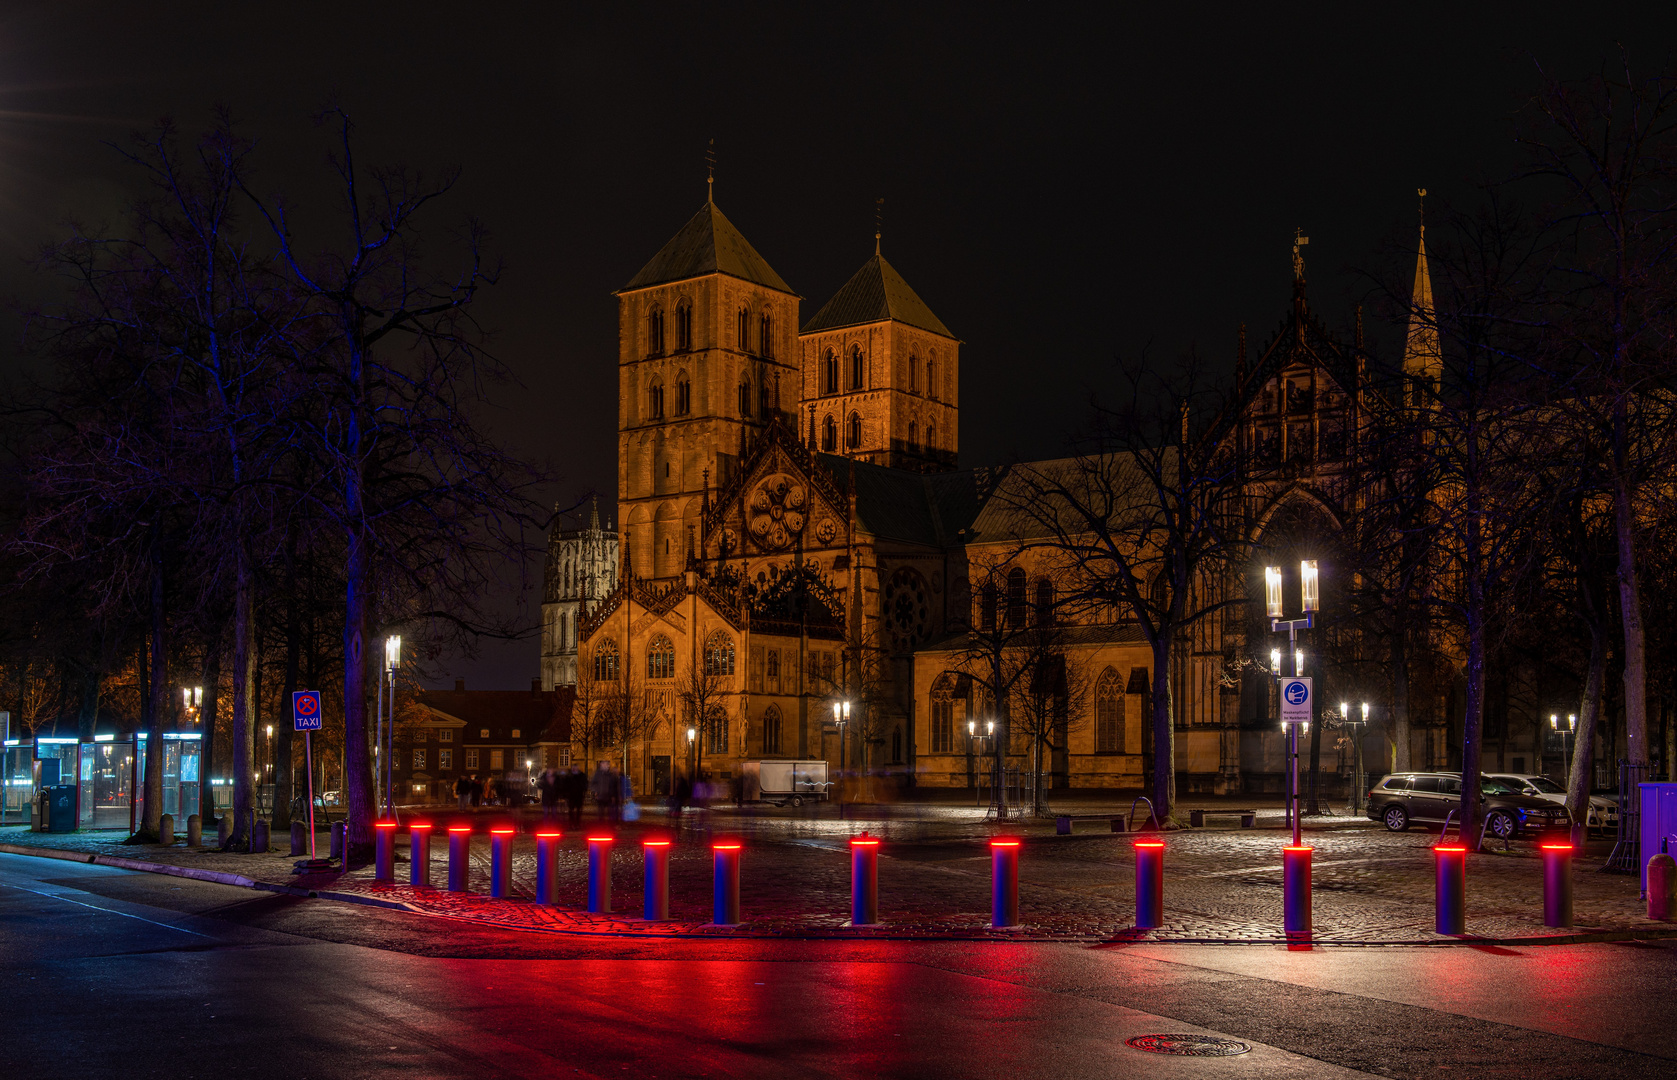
[801,252,955,338]
[815,453,990,547]
[621,202,795,294]
[415,688,573,744]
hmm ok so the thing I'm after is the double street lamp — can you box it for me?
[378,635,401,818]
[1550,713,1576,778]
[1342,701,1370,813]
[686,725,697,780]
[967,719,996,807]
[1267,560,1319,847]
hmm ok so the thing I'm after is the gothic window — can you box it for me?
[821,414,837,452]
[980,583,998,631]
[762,705,782,755]
[739,380,752,417]
[675,302,692,351]
[849,345,864,389]
[647,377,664,420]
[1006,568,1028,625]
[909,355,919,392]
[675,372,691,415]
[759,313,773,358]
[738,307,750,351]
[558,612,568,650]
[891,727,902,763]
[1095,667,1124,753]
[593,639,619,682]
[648,307,664,356]
[704,631,735,678]
[823,349,838,394]
[907,421,918,452]
[847,412,862,449]
[760,378,771,416]
[766,648,779,682]
[1034,579,1055,626]
[926,355,936,399]
[948,577,970,628]
[930,674,955,753]
[648,635,675,680]
[706,706,729,754]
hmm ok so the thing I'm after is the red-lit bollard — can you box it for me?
[1541,842,1574,928]
[643,839,671,920]
[374,820,397,882]
[713,842,742,925]
[851,833,880,926]
[490,827,514,898]
[535,830,562,906]
[1434,844,1467,935]
[588,835,614,913]
[1133,840,1164,929]
[991,838,1020,928]
[1283,845,1313,934]
[448,825,472,892]
[409,822,433,887]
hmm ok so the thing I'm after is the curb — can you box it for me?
[3,839,1673,947]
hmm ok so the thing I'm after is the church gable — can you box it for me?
[701,419,848,560]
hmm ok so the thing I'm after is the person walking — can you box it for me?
[539,768,560,826]
[469,775,482,808]
[455,775,470,812]
[485,775,500,807]
[564,768,585,824]
[670,771,692,822]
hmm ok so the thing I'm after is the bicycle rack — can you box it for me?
[1480,811,1512,853]
[1128,796,1160,832]
[1438,808,1459,844]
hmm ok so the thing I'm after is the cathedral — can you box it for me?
[540,189,1448,799]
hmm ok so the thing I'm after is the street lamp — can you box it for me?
[967,719,996,807]
[1550,713,1576,779]
[380,635,401,818]
[687,725,697,781]
[1342,701,1369,813]
[833,699,852,782]
[1266,559,1319,847]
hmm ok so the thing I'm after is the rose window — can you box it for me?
[748,475,806,551]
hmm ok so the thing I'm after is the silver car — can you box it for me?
[1484,773,1618,833]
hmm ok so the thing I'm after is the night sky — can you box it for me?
[2,3,1672,689]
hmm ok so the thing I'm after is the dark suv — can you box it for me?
[1367,772,1569,839]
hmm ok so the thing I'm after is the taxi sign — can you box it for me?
[292,690,323,731]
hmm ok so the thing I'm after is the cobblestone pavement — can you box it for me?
[3,806,1665,945]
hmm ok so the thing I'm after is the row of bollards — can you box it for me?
[371,821,1582,934]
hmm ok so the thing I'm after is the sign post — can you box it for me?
[1280,678,1311,847]
[292,691,322,858]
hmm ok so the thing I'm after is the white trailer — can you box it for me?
[740,760,829,806]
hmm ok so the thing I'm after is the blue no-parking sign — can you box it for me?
[292,690,322,731]
[1280,678,1312,726]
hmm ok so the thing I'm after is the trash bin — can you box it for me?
[47,784,78,833]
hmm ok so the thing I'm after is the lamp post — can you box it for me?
[1342,701,1369,814]
[686,725,697,782]
[833,699,851,805]
[1266,559,1318,848]
[968,719,994,807]
[1550,713,1575,781]
[383,635,401,818]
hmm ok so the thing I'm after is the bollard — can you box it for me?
[713,842,742,925]
[251,818,269,854]
[218,814,232,849]
[643,839,671,920]
[1283,845,1313,935]
[536,830,562,906]
[409,822,433,887]
[490,827,514,898]
[290,820,307,856]
[1134,840,1165,929]
[990,838,1020,928]
[1540,842,1573,928]
[329,820,345,860]
[448,825,472,892]
[851,833,880,926]
[588,835,615,913]
[159,813,175,846]
[374,821,397,881]
[1648,844,1677,921]
[187,814,202,848]
[1434,844,1467,935]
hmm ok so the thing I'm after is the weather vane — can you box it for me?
[706,138,716,203]
[1292,227,1310,280]
[1418,187,1427,234]
[875,196,885,254]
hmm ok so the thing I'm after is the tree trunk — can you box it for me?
[1392,629,1411,772]
[274,541,300,833]
[1461,604,1487,849]
[343,524,374,858]
[1150,636,1174,821]
[1566,624,1606,826]
[1613,469,1649,768]
[141,543,167,839]
[76,666,101,743]
[199,628,222,822]
[229,550,256,848]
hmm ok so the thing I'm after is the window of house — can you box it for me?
[1096,668,1124,752]
[675,373,691,415]
[480,728,490,739]
[676,303,692,351]
[413,749,425,769]
[465,749,479,769]
[705,631,735,678]
[594,640,619,681]
[559,745,572,767]
[847,412,862,448]
[762,705,782,755]
[822,415,837,452]
[931,677,954,753]
[707,714,729,754]
[981,583,998,631]
[490,749,504,770]
[648,378,664,420]
[439,749,452,769]
[738,307,750,351]
[849,345,864,389]
[1034,579,1055,626]
[739,380,752,417]
[511,729,521,740]
[648,308,664,356]
[439,729,453,742]
[648,635,675,680]
[823,349,839,394]
[1007,568,1028,625]
[760,313,773,358]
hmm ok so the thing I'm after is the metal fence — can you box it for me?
[1604,760,1651,874]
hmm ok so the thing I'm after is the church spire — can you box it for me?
[588,495,600,531]
[1291,227,1310,320]
[1402,189,1441,406]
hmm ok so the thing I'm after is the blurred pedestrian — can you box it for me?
[470,775,482,808]
[485,775,500,806]
[538,768,560,826]
[564,767,585,824]
[455,775,470,811]
[670,772,691,820]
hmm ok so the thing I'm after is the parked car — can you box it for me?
[1483,773,1618,833]
[1367,772,1570,839]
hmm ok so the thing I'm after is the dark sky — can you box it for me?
[3,3,1672,689]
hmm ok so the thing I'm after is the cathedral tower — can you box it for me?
[616,198,801,582]
[798,243,959,471]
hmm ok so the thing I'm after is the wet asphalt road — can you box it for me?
[2,852,1673,1079]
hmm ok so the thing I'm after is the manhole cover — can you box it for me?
[1125,1034,1251,1057]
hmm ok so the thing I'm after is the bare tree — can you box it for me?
[1007,630,1094,815]
[569,663,610,770]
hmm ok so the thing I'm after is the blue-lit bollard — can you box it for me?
[374,820,397,882]
[448,825,472,892]
[490,827,514,898]
[1134,840,1164,929]
[643,839,671,920]
[409,822,433,886]
[1541,842,1573,928]
[1283,845,1312,934]
[851,833,880,926]
[535,830,562,906]
[991,838,1020,928]
[713,842,742,925]
[1434,844,1466,935]
[588,835,614,913]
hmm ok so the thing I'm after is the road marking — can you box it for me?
[0,882,211,937]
